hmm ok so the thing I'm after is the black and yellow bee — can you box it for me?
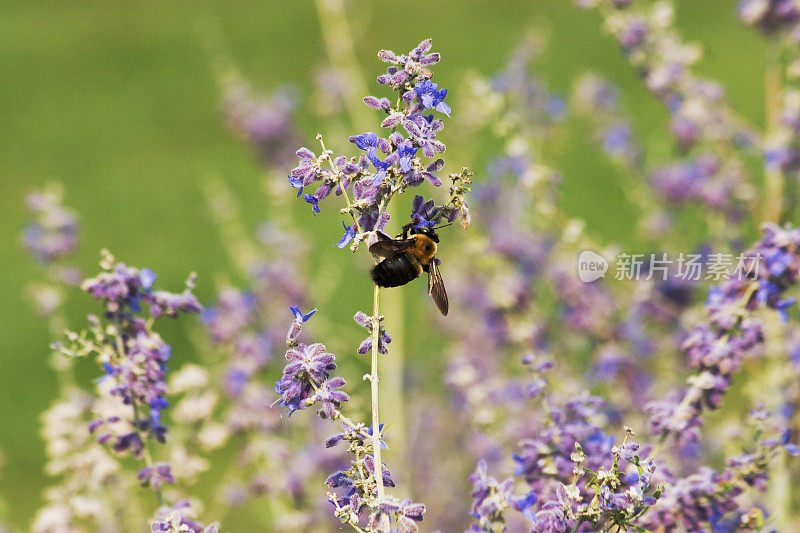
[369,224,449,316]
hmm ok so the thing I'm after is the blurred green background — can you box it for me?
[0,0,766,528]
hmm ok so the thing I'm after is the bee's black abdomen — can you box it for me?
[371,254,421,288]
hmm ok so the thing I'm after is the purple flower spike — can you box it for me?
[283,343,336,383]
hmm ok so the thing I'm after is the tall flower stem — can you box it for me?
[369,283,390,532]
[316,0,408,493]
[314,0,371,132]
[380,199,407,480]
[764,39,783,223]
[761,314,791,530]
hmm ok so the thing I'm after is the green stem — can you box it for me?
[764,39,783,224]
[314,0,372,133]
[368,284,391,532]
[315,0,407,518]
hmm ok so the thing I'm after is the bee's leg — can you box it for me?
[401,222,412,240]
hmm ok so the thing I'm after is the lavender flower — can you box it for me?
[274,309,346,419]
[647,223,800,444]
[274,307,427,532]
[287,38,467,254]
[740,0,800,36]
[286,305,317,345]
[411,79,451,116]
[63,251,201,468]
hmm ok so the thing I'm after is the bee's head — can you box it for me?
[409,224,439,243]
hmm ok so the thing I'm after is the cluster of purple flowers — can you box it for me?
[325,436,428,533]
[437,22,800,531]
[467,460,537,531]
[640,408,799,531]
[649,155,745,211]
[647,223,800,444]
[465,349,663,532]
[274,313,349,419]
[581,0,758,229]
[574,72,751,226]
[592,1,755,150]
[273,308,428,532]
[81,258,201,318]
[289,39,468,248]
[65,252,201,482]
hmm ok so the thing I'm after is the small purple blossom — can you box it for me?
[137,462,175,490]
[291,147,321,186]
[314,376,350,419]
[412,79,451,116]
[282,343,335,383]
[410,195,437,228]
[349,132,381,157]
[336,222,357,249]
[403,114,445,158]
[303,193,321,214]
[397,142,418,172]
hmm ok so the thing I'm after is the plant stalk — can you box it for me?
[369,283,391,532]
[764,40,783,224]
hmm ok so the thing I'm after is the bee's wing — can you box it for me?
[369,233,415,258]
[427,259,449,316]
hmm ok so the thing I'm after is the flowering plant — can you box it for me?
[11,2,800,533]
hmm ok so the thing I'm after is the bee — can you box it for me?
[369,223,449,316]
